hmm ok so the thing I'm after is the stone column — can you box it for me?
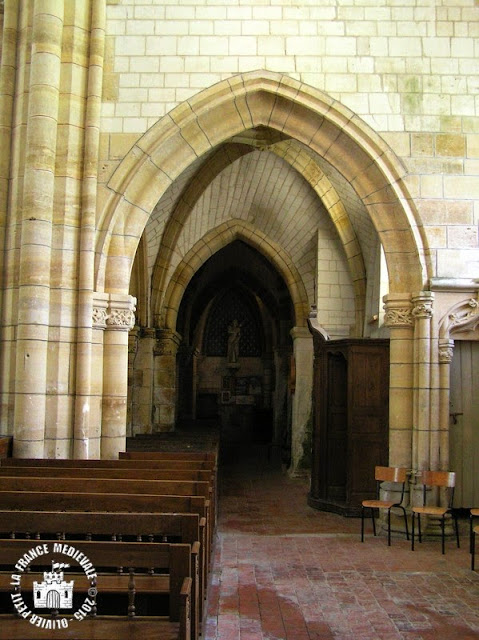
[13,0,64,457]
[177,343,199,422]
[289,326,314,475]
[0,0,19,433]
[273,345,291,462]
[438,339,454,471]
[153,329,181,432]
[101,294,136,458]
[73,0,106,458]
[411,292,434,472]
[382,294,415,535]
[88,293,109,458]
[383,294,414,470]
[130,327,156,435]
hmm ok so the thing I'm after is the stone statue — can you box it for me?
[227,319,241,364]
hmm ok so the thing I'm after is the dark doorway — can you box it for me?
[176,240,294,465]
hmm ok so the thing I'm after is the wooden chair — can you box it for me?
[411,470,460,554]
[361,466,409,546]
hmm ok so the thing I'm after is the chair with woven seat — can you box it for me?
[361,466,409,546]
[411,470,460,554]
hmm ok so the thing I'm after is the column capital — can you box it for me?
[438,339,455,364]
[412,291,434,320]
[383,293,413,328]
[92,292,109,329]
[154,329,182,356]
[106,294,137,331]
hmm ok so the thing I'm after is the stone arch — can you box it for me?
[150,139,366,334]
[97,70,427,297]
[160,219,310,331]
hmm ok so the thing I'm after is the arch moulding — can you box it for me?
[97,70,428,297]
[160,219,310,331]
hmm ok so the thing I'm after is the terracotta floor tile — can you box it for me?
[202,446,479,639]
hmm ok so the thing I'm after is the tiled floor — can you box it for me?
[203,445,479,640]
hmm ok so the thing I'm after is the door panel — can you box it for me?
[450,341,479,508]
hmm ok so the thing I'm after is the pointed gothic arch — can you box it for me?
[96,70,428,298]
[160,219,309,331]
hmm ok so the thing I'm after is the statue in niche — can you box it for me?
[227,319,242,364]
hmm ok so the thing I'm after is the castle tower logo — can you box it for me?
[33,562,74,610]
[10,543,98,631]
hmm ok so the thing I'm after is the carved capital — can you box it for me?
[106,294,137,332]
[154,330,182,356]
[438,339,455,364]
[384,307,413,328]
[412,292,434,320]
[383,293,413,328]
[92,292,109,330]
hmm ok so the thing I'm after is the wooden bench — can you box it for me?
[0,457,216,471]
[0,538,192,640]
[0,466,217,521]
[120,450,218,464]
[0,510,202,640]
[0,465,214,483]
[0,475,215,552]
[0,490,210,613]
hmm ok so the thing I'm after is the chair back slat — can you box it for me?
[420,470,455,488]
[375,466,407,483]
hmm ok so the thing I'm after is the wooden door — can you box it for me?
[325,351,347,503]
[449,341,479,508]
[347,344,389,509]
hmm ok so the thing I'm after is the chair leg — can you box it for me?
[361,507,365,542]
[473,530,476,571]
[454,513,460,549]
[400,506,409,540]
[387,509,391,546]
[470,515,473,554]
[441,516,445,555]
[417,513,422,543]
[411,512,415,551]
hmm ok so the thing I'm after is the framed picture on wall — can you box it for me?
[220,390,231,404]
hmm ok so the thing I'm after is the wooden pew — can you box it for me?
[0,538,192,640]
[0,465,214,483]
[0,491,210,614]
[0,476,215,550]
[0,457,215,471]
[120,450,217,464]
[0,511,201,640]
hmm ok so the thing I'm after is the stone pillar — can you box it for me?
[13,0,64,457]
[130,327,156,435]
[89,293,109,458]
[289,326,314,475]
[73,0,106,458]
[411,292,434,472]
[383,294,414,470]
[262,352,273,409]
[101,294,136,458]
[438,339,454,471]
[153,329,181,432]
[0,0,19,433]
[177,343,199,422]
[273,345,291,462]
